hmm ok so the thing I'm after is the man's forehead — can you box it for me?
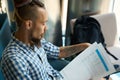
[37,8,48,22]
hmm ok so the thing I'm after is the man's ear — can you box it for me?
[25,20,33,30]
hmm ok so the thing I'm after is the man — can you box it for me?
[1,0,90,80]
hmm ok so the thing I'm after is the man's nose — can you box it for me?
[44,26,48,32]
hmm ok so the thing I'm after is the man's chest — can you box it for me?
[23,49,49,69]
[22,49,52,78]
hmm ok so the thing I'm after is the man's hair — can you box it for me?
[14,0,45,27]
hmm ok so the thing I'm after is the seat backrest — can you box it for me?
[0,0,15,79]
[0,13,11,80]
[92,13,119,47]
[0,14,11,58]
[70,13,119,47]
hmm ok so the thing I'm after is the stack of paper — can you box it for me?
[60,42,115,80]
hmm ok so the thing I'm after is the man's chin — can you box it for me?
[31,35,44,44]
[31,38,41,44]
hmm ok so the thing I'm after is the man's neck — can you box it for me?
[14,29,33,47]
[14,29,41,48]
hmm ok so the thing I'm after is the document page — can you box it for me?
[60,43,115,80]
[110,73,120,80]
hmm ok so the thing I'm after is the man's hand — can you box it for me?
[83,42,91,48]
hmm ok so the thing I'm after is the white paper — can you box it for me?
[60,42,115,80]
[110,73,120,80]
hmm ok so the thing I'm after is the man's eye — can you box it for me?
[43,23,46,25]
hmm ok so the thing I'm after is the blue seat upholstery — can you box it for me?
[0,14,11,58]
[0,13,12,80]
[0,0,15,57]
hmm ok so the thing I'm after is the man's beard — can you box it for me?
[31,38,41,47]
[31,38,40,43]
[31,34,44,47]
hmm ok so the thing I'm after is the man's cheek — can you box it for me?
[34,27,41,33]
[33,30,42,38]
[35,27,42,34]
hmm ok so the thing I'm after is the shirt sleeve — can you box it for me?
[1,54,32,80]
[41,38,60,59]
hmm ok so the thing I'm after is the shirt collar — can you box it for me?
[12,36,35,51]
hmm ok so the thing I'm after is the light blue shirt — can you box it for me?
[1,37,63,80]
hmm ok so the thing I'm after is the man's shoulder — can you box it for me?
[1,44,26,66]
[4,40,20,52]
[2,40,22,59]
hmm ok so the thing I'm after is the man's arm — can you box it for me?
[59,43,90,58]
[41,38,90,59]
